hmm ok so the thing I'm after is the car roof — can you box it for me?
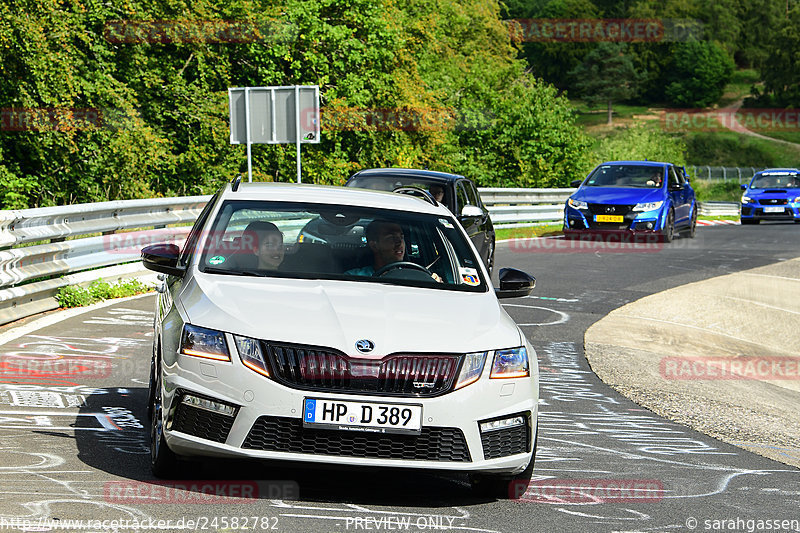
[220,181,448,215]
[755,168,800,175]
[348,168,466,185]
[597,160,672,167]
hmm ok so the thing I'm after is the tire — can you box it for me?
[662,210,675,243]
[471,427,538,499]
[485,239,495,277]
[683,205,697,238]
[150,360,179,478]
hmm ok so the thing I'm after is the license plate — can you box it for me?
[595,214,624,223]
[303,398,422,434]
[763,206,784,213]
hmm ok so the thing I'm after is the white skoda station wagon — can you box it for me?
[142,179,538,497]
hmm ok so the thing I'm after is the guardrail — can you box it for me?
[0,190,741,326]
[0,197,209,325]
[478,188,573,228]
[697,202,740,217]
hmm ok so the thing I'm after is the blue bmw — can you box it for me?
[564,161,697,242]
[740,168,800,224]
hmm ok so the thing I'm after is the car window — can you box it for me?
[463,180,480,207]
[584,165,665,188]
[197,200,487,292]
[178,193,218,268]
[455,183,469,213]
[347,175,451,207]
[668,167,680,188]
[751,172,800,188]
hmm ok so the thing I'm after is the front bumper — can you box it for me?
[160,345,539,475]
[740,203,800,221]
[564,205,665,234]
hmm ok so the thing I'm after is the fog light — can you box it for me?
[181,394,236,417]
[480,415,525,433]
[569,220,575,227]
[646,222,654,229]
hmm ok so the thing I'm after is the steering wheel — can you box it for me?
[373,261,433,277]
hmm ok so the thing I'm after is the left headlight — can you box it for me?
[180,324,230,361]
[490,347,529,379]
[568,198,588,210]
[632,201,664,212]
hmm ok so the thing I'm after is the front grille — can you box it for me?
[243,416,471,462]
[587,204,635,215]
[758,198,788,205]
[170,401,235,444]
[480,417,530,460]
[586,204,636,230]
[754,208,791,217]
[264,342,461,397]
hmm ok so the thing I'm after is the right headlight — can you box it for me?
[568,198,588,210]
[180,324,230,362]
[741,195,753,204]
[234,335,270,377]
[455,351,488,390]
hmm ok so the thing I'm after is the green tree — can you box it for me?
[568,42,643,124]
[751,3,800,106]
[664,40,734,107]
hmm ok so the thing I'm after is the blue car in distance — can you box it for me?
[564,161,697,242]
[740,168,800,224]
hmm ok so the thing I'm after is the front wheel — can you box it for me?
[683,206,697,238]
[662,210,675,243]
[150,362,179,478]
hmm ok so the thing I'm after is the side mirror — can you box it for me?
[461,205,483,218]
[740,184,747,190]
[142,243,185,277]
[570,180,583,188]
[495,268,535,299]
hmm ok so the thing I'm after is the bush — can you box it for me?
[590,124,687,167]
[664,41,735,107]
[56,278,152,309]
[691,180,743,202]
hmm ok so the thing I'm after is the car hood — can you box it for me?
[572,187,664,205]
[179,274,522,357]
[746,188,798,198]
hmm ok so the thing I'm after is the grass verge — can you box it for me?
[56,278,153,308]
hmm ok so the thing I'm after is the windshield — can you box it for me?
[750,173,800,189]
[584,165,665,188]
[348,175,451,208]
[197,200,486,292]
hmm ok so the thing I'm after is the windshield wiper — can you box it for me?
[202,266,265,277]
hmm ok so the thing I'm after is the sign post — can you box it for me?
[229,85,320,183]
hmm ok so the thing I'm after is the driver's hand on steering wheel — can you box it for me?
[431,273,443,283]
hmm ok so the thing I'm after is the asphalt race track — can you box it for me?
[0,222,798,533]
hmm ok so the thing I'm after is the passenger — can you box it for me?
[242,221,284,270]
[429,184,445,203]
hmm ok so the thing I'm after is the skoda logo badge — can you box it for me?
[355,339,375,353]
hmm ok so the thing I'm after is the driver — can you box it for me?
[345,219,441,281]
